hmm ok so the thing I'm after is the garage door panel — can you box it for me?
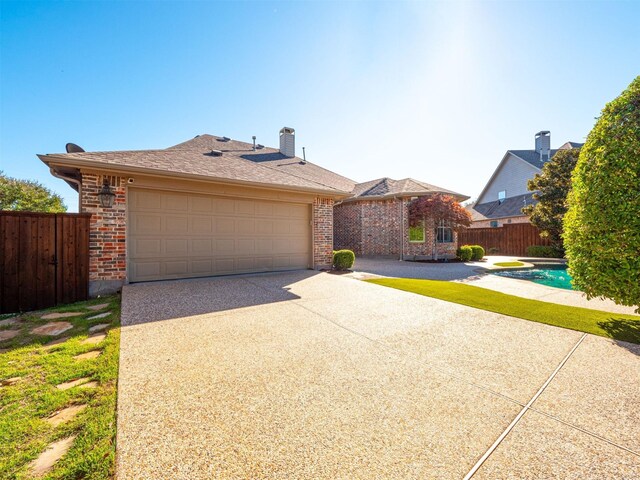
[129,189,311,282]
[164,216,189,233]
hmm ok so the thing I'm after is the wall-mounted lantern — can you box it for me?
[98,180,116,208]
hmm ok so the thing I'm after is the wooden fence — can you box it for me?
[457,222,551,257]
[0,211,91,314]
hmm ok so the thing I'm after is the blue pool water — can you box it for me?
[492,264,576,290]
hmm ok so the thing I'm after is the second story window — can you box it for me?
[498,190,506,203]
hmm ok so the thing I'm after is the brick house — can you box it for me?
[40,128,354,296]
[333,178,469,260]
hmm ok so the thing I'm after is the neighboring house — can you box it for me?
[333,178,469,260]
[40,128,355,295]
[469,131,583,228]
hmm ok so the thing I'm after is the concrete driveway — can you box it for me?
[117,271,639,479]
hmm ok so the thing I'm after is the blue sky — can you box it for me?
[1,0,638,211]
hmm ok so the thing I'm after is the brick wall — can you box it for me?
[80,173,127,295]
[313,197,334,268]
[333,197,459,260]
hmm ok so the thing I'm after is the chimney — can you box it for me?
[279,127,295,157]
[535,130,551,162]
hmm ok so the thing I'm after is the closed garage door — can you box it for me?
[128,188,311,282]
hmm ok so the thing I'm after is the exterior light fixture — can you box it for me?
[98,180,116,208]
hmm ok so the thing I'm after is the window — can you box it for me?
[436,220,453,243]
[490,220,499,228]
[498,190,506,203]
[409,222,425,243]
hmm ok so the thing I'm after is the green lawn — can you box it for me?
[0,296,120,479]
[493,261,525,267]
[366,278,640,344]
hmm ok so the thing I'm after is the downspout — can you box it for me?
[399,196,404,261]
[49,168,82,212]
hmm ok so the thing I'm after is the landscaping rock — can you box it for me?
[55,377,91,391]
[0,317,19,327]
[46,404,87,427]
[86,303,109,311]
[73,350,101,361]
[88,312,111,320]
[1,377,21,386]
[31,322,73,336]
[79,381,98,389]
[40,312,83,320]
[28,435,76,477]
[88,323,110,333]
[81,333,106,345]
[0,329,20,341]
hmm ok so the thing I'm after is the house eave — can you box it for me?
[39,154,353,200]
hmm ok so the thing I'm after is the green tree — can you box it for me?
[563,76,640,312]
[523,147,580,252]
[0,172,67,212]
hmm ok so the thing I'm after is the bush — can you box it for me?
[470,245,485,261]
[526,245,563,258]
[564,76,640,312]
[456,245,473,262]
[333,250,355,270]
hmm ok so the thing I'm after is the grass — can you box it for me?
[493,261,525,267]
[366,278,640,344]
[0,296,120,479]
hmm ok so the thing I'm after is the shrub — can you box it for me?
[470,245,485,261]
[564,76,640,312]
[333,249,355,270]
[456,245,473,262]
[526,245,563,258]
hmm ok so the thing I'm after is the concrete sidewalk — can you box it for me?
[117,271,639,479]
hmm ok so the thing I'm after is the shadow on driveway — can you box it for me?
[121,270,319,326]
[352,257,486,281]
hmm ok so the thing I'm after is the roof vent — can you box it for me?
[256,144,264,149]
[208,149,223,157]
[220,136,231,142]
[65,143,85,153]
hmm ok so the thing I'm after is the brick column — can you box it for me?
[80,172,127,296]
[313,197,334,269]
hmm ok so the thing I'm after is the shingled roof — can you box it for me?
[471,193,536,220]
[508,141,583,169]
[39,134,356,196]
[345,177,468,202]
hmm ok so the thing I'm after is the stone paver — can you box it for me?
[73,350,101,361]
[88,312,111,320]
[56,377,91,390]
[87,303,110,311]
[28,435,76,477]
[81,333,106,345]
[46,404,87,427]
[117,271,639,479]
[0,317,19,327]
[40,312,82,320]
[1,376,21,386]
[0,329,20,341]
[88,323,110,333]
[31,322,73,336]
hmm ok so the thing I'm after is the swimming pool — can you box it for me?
[492,264,575,290]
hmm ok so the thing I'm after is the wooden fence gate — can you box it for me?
[0,211,91,314]
[457,222,551,257]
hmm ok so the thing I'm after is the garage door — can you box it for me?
[128,188,311,282]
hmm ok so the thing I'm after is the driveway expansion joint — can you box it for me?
[463,333,588,479]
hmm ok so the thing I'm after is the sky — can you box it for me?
[1,0,639,212]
